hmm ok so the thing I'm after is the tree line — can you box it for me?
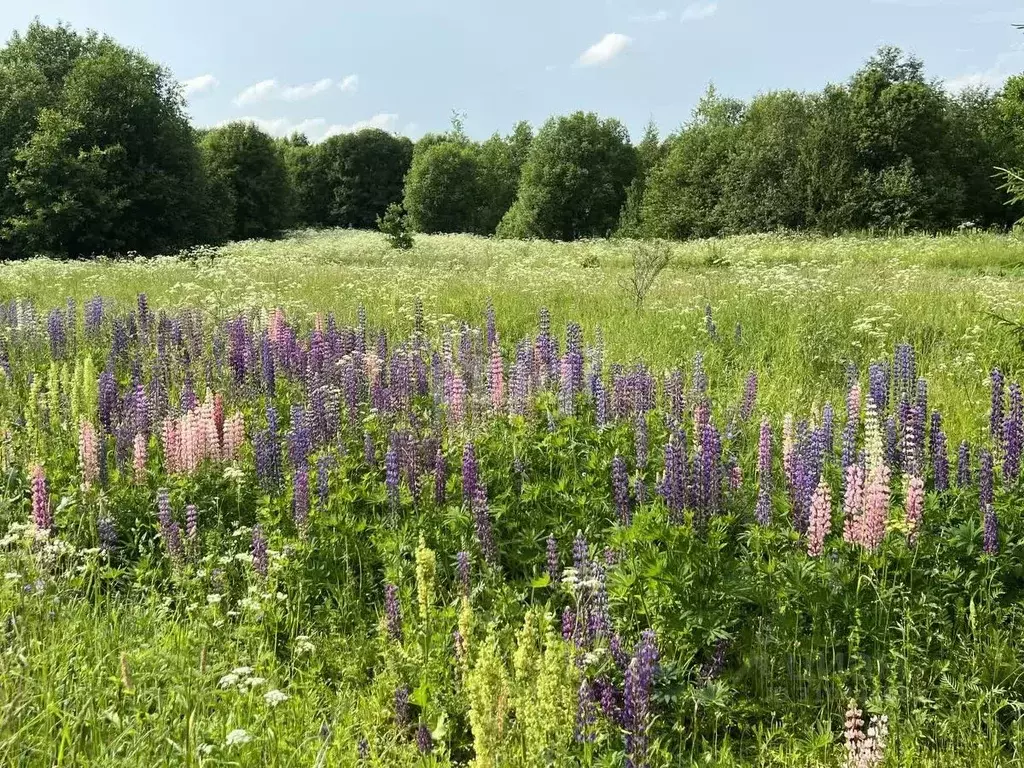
[2,21,1023,260]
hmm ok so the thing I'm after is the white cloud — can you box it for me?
[323,113,400,138]
[182,74,218,97]
[944,71,1004,92]
[944,49,1024,94]
[681,2,718,21]
[226,117,327,137]
[281,78,333,101]
[215,113,405,142]
[630,9,669,22]
[576,33,632,67]
[233,76,357,106]
[234,79,279,106]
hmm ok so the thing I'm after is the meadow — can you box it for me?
[2,229,1024,766]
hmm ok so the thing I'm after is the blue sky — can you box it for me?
[6,0,1024,142]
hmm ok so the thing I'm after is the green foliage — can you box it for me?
[200,122,291,241]
[403,140,483,234]
[0,22,208,258]
[377,201,414,250]
[302,129,413,229]
[499,112,636,240]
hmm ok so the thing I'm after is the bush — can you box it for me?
[377,202,414,250]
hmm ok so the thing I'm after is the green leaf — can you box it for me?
[530,572,551,589]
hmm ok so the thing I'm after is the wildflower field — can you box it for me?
[2,229,1024,767]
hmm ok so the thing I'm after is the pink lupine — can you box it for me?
[842,463,865,545]
[213,392,225,447]
[862,465,890,552]
[161,417,180,474]
[905,475,924,545]
[223,412,245,460]
[807,478,832,557]
[133,432,148,483]
[847,383,861,423]
[30,463,52,531]
[78,418,99,487]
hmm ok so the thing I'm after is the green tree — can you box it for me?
[499,112,636,240]
[311,129,413,229]
[718,91,810,232]
[1,22,208,257]
[403,140,482,234]
[199,122,291,241]
[618,119,665,237]
[640,87,742,239]
[476,123,533,235]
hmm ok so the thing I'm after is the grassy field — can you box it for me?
[2,230,1024,766]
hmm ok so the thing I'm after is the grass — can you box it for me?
[2,229,1024,766]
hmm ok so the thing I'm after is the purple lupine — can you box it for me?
[254,429,283,492]
[704,304,717,339]
[623,629,659,768]
[932,424,949,493]
[983,504,999,555]
[156,489,183,561]
[868,361,889,412]
[700,639,729,685]
[457,550,471,595]
[363,431,376,469]
[980,449,994,509]
[598,678,622,725]
[47,309,67,359]
[740,371,757,421]
[384,583,402,641]
[1003,382,1023,484]
[471,484,497,566]
[884,416,899,471]
[260,331,276,396]
[97,517,118,554]
[821,402,834,459]
[30,465,52,531]
[415,724,432,754]
[461,442,478,504]
[696,422,723,521]
[561,607,576,642]
[990,368,1005,442]
[394,685,411,728]
[634,414,649,470]
[98,370,118,432]
[692,352,708,396]
[756,419,773,526]
[546,535,560,584]
[433,446,447,506]
[665,369,684,424]
[84,297,104,337]
[385,439,400,514]
[957,441,971,488]
[612,456,632,526]
[185,504,198,540]
[293,463,310,533]
[660,436,686,523]
[894,342,917,401]
[574,678,597,743]
[610,633,630,670]
[251,524,268,577]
